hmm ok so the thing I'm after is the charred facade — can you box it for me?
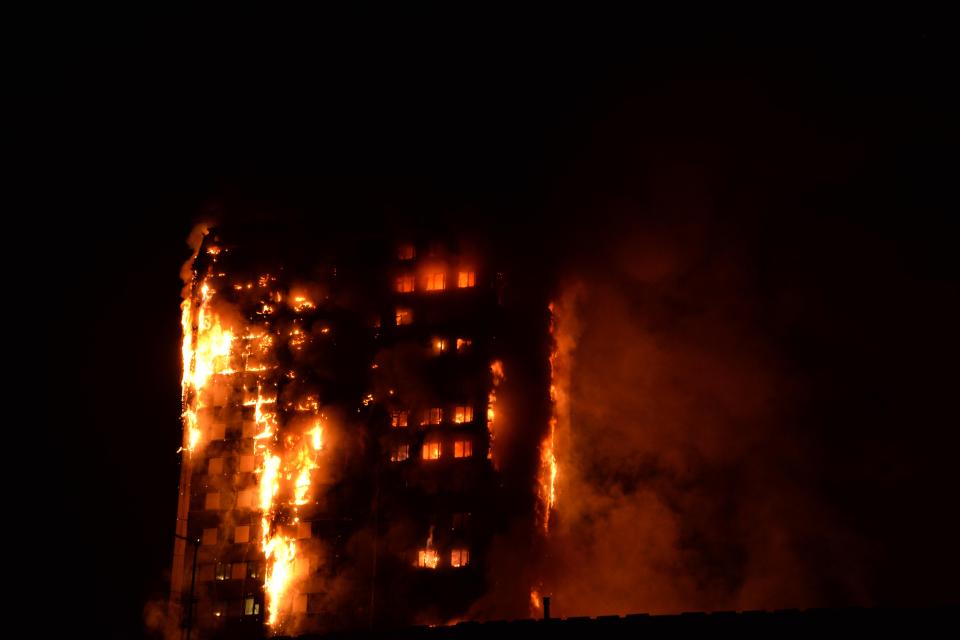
[170,224,523,638]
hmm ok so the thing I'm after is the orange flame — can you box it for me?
[487,360,505,465]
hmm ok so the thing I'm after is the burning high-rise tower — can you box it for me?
[168,222,539,639]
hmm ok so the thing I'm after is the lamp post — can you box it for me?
[175,533,200,640]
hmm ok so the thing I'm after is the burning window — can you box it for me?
[453,405,473,424]
[390,444,410,462]
[454,439,473,458]
[422,441,441,460]
[215,562,232,581]
[395,308,413,326]
[395,274,415,293]
[247,562,261,579]
[425,272,446,291]
[391,410,409,428]
[239,454,256,473]
[456,338,472,352]
[397,244,415,260]
[234,525,250,544]
[457,271,475,288]
[297,521,312,539]
[208,457,224,475]
[243,596,261,616]
[432,337,448,354]
[205,492,221,510]
[202,527,218,546]
[418,549,439,568]
[450,548,470,567]
[423,407,443,425]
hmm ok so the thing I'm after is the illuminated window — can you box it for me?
[231,562,247,580]
[425,272,446,291]
[208,457,224,475]
[390,444,409,462]
[455,338,472,352]
[422,441,441,460]
[398,244,415,260]
[237,488,256,508]
[391,410,409,428]
[395,308,413,326]
[205,492,221,510]
[418,549,439,568]
[239,454,256,473]
[215,562,232,581]
[243,596,261,616]
[395,275,415,293]
[453,406,473,424]
[423,407,443,425]
[451,548,470,567]
[458,271,475,288]
[454,440,473,458]
[297,521,312,539]
[247,562,261,579]
[202,528,218,546]
[432,337,448,354]
[234,525,250,544]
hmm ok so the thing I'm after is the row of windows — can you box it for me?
[389,439,474,462]
[431,336,472,353]
[214,560,261,581]
[417,548,470,568]
[395,270,476,293]
[200,520,311,545]
[207,455,257,475]
[390,406,475,428]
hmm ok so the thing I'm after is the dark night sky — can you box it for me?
[43,19,958,639]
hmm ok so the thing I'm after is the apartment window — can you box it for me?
[418,549,439,568]
[425,272,445,291]
[423,407,443,425]
[215,562,232,581]
[293,593,308,614]
[243,596,261,616]
[239,454,256,473]
[397,244,415,260]
[455,338,472,352]
[208,457,224,475]
[395,308,413,326]
[457,271,475,288]
[454,440,473,458]
[451,512,471,531]
[450,548,470,568]
[391,410,409,428]
[432,337,448,354]
[205,492,221,510]
[247,562,261,579]
[453,406,473,424]
[395,274,415,293]
[297,521,312,540]
[234,525,250,544]
[202,528,218,546]
[231,562,247,580]
[422,441,441,460]
[390,444,410,462]
[237,488,256,509]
